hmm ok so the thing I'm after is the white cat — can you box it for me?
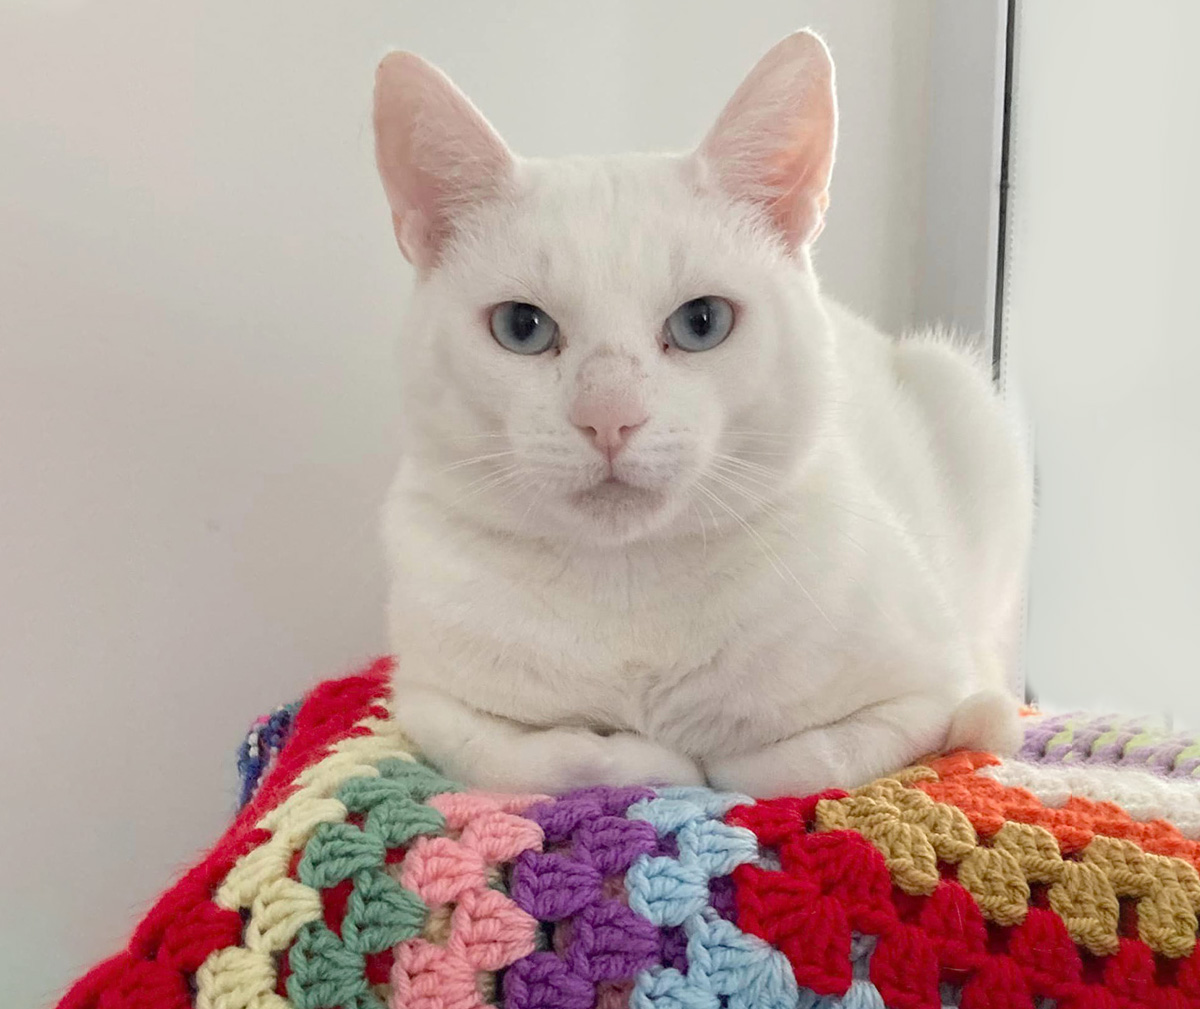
[372,30,1032,797]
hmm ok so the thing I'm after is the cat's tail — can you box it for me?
[945,687,1024,756]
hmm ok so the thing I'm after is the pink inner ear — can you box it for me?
[374,52,514,270]
[762,125,835,247]
[699,30,837,249]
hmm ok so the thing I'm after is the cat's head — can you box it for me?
[374,31,839,546]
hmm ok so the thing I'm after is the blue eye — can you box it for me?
[665,297,735,352]
[489,301,559,355]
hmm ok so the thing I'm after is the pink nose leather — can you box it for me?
[569,393,648,460]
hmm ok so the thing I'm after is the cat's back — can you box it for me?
[827,300,1031,635]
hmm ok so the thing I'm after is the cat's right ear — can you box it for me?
[374,53,514,270]
[696,30,837,250]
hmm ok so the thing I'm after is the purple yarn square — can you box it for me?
[1018,714,1065,761]
[510,850,603,920]
[525,797,604,843]
[570,784,656,816]
[503,952,595,1009]
[525,785,654,844]
[655,832,680,859]
[661,925,689,972]
[564,900,661,982]
[573,815,659,876]
[708,873,737,920]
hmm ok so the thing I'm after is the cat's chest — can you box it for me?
[453,580,834,752]
[474,563,730,692]
[394,534,835,735]
[456,595,744,730]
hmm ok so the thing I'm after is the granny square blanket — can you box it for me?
[56,658,1200,1009]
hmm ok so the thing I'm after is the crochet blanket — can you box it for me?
[57,659,1200,1009]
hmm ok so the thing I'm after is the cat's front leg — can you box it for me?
[703,692,967,797]
[392,685,704,793]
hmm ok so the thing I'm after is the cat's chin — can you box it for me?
[565,478,671,540]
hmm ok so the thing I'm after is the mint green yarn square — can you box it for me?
[287,920,381,1009]
[366,796,445,848]
[337,775,416,813]
[336,775,447,847]
[376,757,460,800]
[341,867,427,955]
[298,821,386,889]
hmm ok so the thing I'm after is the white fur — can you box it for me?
[373,33,1033,796]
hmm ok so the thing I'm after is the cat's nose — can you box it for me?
[569,394,648,460]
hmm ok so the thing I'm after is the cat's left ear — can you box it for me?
[696,30,837,249]
[374,52,515,270]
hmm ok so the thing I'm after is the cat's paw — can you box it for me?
[703,718,895,797]
[704,737,846,798]
[540,730,704,791]
[705,691,976,798]
[600,732,706,788]
[946,688,1022,755]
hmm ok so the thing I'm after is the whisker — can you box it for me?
[696,481,836,631]
[698,490,720,541]
[439,449,517,473]
[704,467,775,509]
[445,464,524,510]
[686,494,708,556]
[713,453,781,478]
[517,478,550,532]
[697,484,785,572]
[710,459,782,495]
[493,476,540,512]
[733,449,796,459]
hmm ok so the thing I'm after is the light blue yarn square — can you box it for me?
[627,854,711,926]
[633,921,801,1009]
[684,915,798,1005]
[833,980,886,1009]
[849,933,877,980]
[655,786,752,817]
[631,966,722,1009]
[730,991,802,1009]
[675,818,760,877]
[628,796,710,834]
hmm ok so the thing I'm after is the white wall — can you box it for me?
[0,3,978,1003]
[1004,1,1200,725]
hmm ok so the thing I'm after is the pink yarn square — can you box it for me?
[429,791,549,831]
[390,940,483,1009]
[448,888,539,970]
[460,810,544,863]
[429,792,505,832]
[400,836,487,905]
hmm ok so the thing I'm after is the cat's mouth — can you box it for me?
[570,476,664,512]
